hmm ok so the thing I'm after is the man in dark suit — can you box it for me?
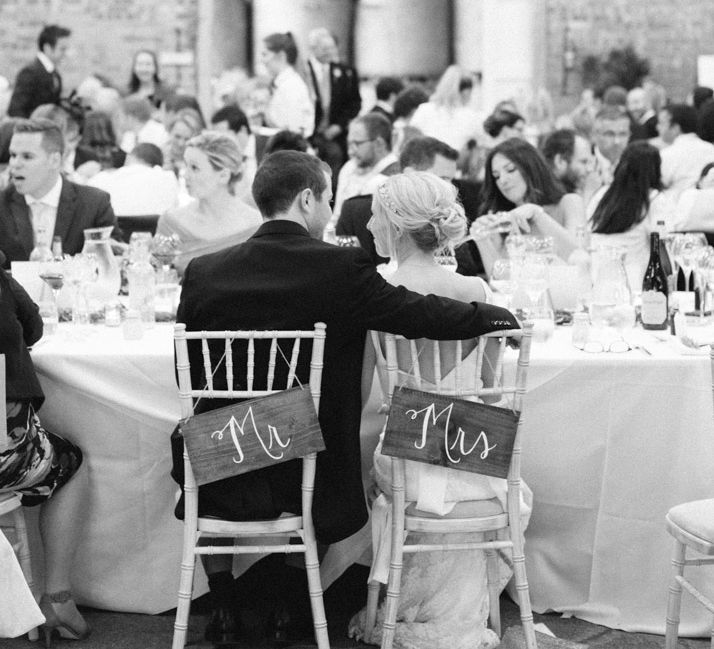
[0,119,117,268]
[8,25,71,118]
[306,28,361,181]
[175,150,518,644]
[369,77,404,124]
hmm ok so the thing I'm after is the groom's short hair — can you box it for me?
[252,151,330,218]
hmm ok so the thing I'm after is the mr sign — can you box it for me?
[381,387,519,479]
[180,387,324,486]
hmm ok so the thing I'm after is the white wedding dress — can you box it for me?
[349,335,532,649]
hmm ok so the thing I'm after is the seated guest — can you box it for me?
[541,128,595,195]
[333,113,399,219]
[75,110,125,173]
[156,131,261,276]
[590,142,673,290]
[658,103,714,200]
[118,95,168,153]
[471,138,584,273]
[348,171,531,647]
[173,150,519,645]
[409,65,482,152]
[591,106,631,187]
[30,104,84,178]
[627,87,658,141]
[0,251,89,644]
[163,108,204,178]
[0,118,118,267]
[483,108,526,146]
[263,130,310,156]
[88,143,179,217]
[391,85,429,154]
[159,93,205,132]
[672,162,714,232]
[369,76,404,124]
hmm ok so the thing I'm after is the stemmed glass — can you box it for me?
[38,260,64,331]
[63,254,98,326]
[151,234,180,283]
[490,259,516,308]
[520,255,548,314]
[693,245,714,321]
[674,234,706,311]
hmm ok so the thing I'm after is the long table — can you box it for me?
[30,323,714,634]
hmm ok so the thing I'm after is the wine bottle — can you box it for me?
[641,232,669,330]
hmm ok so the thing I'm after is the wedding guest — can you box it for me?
[692,86,713,112]
[211,104,256,197]
[173,150,519,645]
[163,108,204,177]
[658,103,714,201]
[348,171,532,647]
[472,138,584,273]
[0,119,118,266]
[156,131,261,276]
[8,25,70,118]
[627,87,658,141]
[391,85,429,154]
[306,27,361,178]
[369,77,404,124]
[159,93,205,132]
[590,141,673,290]
[592,106,631,186]
[118,96,169,153]
[29,104,83,177]
[89,142,178,217]
[1,251,89,645]
[698,100,714,144]
[126,49,170,109]
[75,110,125,172]
[409,65,482,152]
[263,130,310,155]
[483,108,526,146]
[541,128,594,194]
[672,162,714,232]
[333,113,399,219]
[261,32,314,137]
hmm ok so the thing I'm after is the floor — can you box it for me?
[1,564,709,649]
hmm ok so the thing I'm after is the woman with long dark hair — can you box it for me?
[127,49,169,108]
[590,141,672,288]
[472,137,584,271]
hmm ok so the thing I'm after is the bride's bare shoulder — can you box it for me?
[450,274,490,303]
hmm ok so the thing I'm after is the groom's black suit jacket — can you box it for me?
[174,219,518,544]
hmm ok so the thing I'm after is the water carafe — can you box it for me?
[82,226,120,306]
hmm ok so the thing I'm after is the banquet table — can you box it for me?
[29,322,714,634]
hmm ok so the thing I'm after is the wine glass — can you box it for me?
[520,255,548,315]
[490,259,516,308]
[693,246,714,321]
[38,260,64,332]
[151,234,180,283]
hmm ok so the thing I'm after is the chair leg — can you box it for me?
[364,579,381,639]
[303,528,330,649]
[510,529,537,649]
[484,531,501,637]
[172,526,198,649]
[11,507,39,642]
[380,532,405,649]
[665,538,686,649]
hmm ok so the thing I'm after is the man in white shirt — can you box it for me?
[658,103,714,201]
[333,113,399,219]
[591,106,630,186]
[89,143,178,216]
[0,118,117,265]
[8,25,70,118]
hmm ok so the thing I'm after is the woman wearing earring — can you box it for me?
[0,253,89,646]
[260,32,314,137]
[156,131,262,276]
[348,171,532,649]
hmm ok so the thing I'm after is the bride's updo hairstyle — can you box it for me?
[373,171,466,255]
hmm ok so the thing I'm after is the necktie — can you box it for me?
[30,201,51,247]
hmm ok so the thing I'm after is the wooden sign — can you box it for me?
[180,387,325,486]
[382,386,519,479]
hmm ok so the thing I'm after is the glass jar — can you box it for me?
[82,226,120,305]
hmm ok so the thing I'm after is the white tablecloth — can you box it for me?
[31,324,192,614]
[29,323,714,634]
[510,327,714,635]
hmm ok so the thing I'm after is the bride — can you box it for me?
[348,171,532,649]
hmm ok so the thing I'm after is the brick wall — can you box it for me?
[544,0,714,109]
[0,0,198,97]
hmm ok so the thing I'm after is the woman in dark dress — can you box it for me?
[0,256,89,645]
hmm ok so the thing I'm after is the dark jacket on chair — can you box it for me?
[174,219,518,544]
[0,178,117,267]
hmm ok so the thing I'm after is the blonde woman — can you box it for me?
[156,131,262,275]
[409,65,482,152]
[348,171,532,649]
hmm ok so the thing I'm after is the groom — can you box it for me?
[174,150,519,646]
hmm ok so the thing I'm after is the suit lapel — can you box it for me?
[53,178,75,244]
[8,189,34,257]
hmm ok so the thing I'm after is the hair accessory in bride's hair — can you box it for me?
[377,182,401,216]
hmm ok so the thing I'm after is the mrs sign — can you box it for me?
[382,386,520,478]
[180,387,325,486]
